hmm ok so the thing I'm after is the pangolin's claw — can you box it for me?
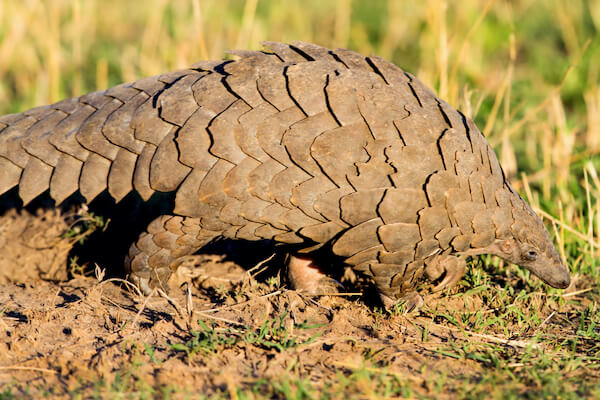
[433,262,466,292]
[379,291,424,313]
[425,255,467,293]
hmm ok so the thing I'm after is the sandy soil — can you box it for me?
[0,276,480,398]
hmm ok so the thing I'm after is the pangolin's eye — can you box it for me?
[525,250,538,261]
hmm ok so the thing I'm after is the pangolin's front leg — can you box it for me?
[126,215,221,294]
[367,256,466,311]
[365,262,427,311]
[424,255,467,292]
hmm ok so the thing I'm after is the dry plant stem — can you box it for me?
[186,282,193,316]
[428,322,541,350]
[0,366,57,374]
[157,288,187,320]
[246,254,276,279]
[315,292,362,296]
[200,290,283,313]
[532,311,556,334]
[561,288,593,298]
[196,312,245,327]
[96,278,144,298]
[100,294,130,311]
[306,296,334,312]
[131,288,156,328]
[536,208,600,249]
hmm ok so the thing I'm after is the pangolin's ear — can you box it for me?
[498,239,517,255]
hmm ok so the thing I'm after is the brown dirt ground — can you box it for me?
[0,209,590,398]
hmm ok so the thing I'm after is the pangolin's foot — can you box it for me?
[424,255,467,292]
[126,235,182,296]
[286,254,343,295]
[128,272,153,296]
[126,253,173,296]
[379,291,424,313]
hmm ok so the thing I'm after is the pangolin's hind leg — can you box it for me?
[286,254,342,295]
[424,255,467,292]
[126,215,220,295]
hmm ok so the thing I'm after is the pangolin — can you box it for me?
[0,42,570,309]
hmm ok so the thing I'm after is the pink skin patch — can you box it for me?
[287,254,328,294]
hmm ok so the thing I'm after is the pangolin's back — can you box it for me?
[0,42,569,304]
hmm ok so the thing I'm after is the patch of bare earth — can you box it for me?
[0,278,483,397]
[0,209,72,284]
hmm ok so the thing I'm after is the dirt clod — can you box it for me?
[0,209,73,283]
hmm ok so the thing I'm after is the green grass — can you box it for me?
[1,0,600,398]
[169,314,322,359]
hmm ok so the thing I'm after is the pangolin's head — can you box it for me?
[488,199,570,289]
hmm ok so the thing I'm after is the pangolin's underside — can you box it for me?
[0,42,570,307]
